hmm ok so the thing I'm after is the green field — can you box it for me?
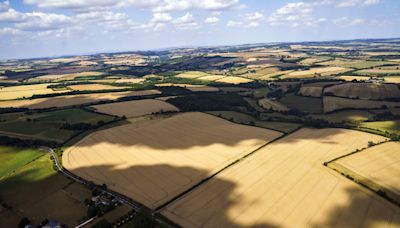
[360,120,400,135]
[0,146,44,179]
[310,110,373,123]
[0,151,89,227]
[0,109,114,143]
[279,93,323,113]
[207,111,301,133]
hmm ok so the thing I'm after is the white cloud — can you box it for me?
[0,8,27,22]
[173,12,199,30]
[151,12,172,23]
[333,16,366,26]
[15,12,73,31]
[23,0,243,12]
[205,16,219,24]
[268,2,326,27]
[0,27,22,36]
[312,0,381,8]
[0,0,9,12]
[227,11,264,28]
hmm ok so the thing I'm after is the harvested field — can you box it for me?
[34,71,104,82]
[162,128,394,228]
[324,83,400,100]
[176,71,209,79]
[318,59,391,69]
[0,90,161,109]
[216,76,253,84]
[257,70,294,80]
[330,142,400,203]
[196,75,226,81]
[258,98,289,112]
[92,99,179,118]
[323,96,400,113]
[338,76,370,82]
[283,67,350,78]
[68,83,127,91]
[114,78,145,84]
[63,112,282,209]
[0,83,67,100]
[298,82,341,97]
[384,77,400,84]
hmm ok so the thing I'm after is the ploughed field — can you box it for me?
[161,128,399,227]
[63,112,282,209]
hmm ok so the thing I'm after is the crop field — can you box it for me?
[92,99,179,118]
[114,78,145,84]
[161,128,396,228]
[0,153,90,227]
[282,67,350,78]
[318,59,392,69]
[196,75,226,81]
[207,111,301,133]
[68,83,127,91]
[215,76,253,84]
[176,71,210,79]
[323,96,400,113]
[338,75,370,81]
[355,67,400,75]
[330,142,400,203]
[280,93,322,113]
[32,71,104,82]
[360,120,400,135]
[384,77,400,84]
[0,108,113,142]
[0,146,44,179]
[258,98,289,112]
[0,83,68,100]
[298,82,340,98]
[325,83,400,100]
[258,70,295,80]
[0,89,162,109]
[310,110,373,123]
[63,112,282,209]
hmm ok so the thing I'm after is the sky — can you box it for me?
[0,0,399,59]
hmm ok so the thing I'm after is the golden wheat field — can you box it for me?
[338,76,370,82]
[92,99,179,118]
[68,84,128,91]
[33,71,104,82]
[0,90,161,109]
[0,83,67,100]
[161,128,397,228]
[384,77,400,84]
[323,96,400,113]
[196,75,226,81]
[283,67,350,78]
[325,83,400,100]
[114,78,145,84]
[258,98,289,111]
[62,112,282,209]
[175,71,210,79]
[216,76,253,84]
[331,142,400,203]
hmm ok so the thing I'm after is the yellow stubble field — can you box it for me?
[283,67,351,79]
[330,142,400,203]
[68,83,128,91]
[0,83,67,100]
[162,128,399,228]
[0,90,161,109]
[92,99,179,118]
[62,112,282,209]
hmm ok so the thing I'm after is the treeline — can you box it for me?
[0,135,59,147]
[168,93,255,112]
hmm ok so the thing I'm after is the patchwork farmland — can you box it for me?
[63,112,282,209]
[162,128,396,227]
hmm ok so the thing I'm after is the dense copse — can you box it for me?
[0,107,28,114]
[168,93,255,112]
[0,135,59,147]
[157,86,192,96]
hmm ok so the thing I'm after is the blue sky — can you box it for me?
[0,0,399,59]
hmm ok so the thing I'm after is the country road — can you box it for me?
[43,147,173,227]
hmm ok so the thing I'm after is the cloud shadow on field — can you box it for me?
[65,163,400,227]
